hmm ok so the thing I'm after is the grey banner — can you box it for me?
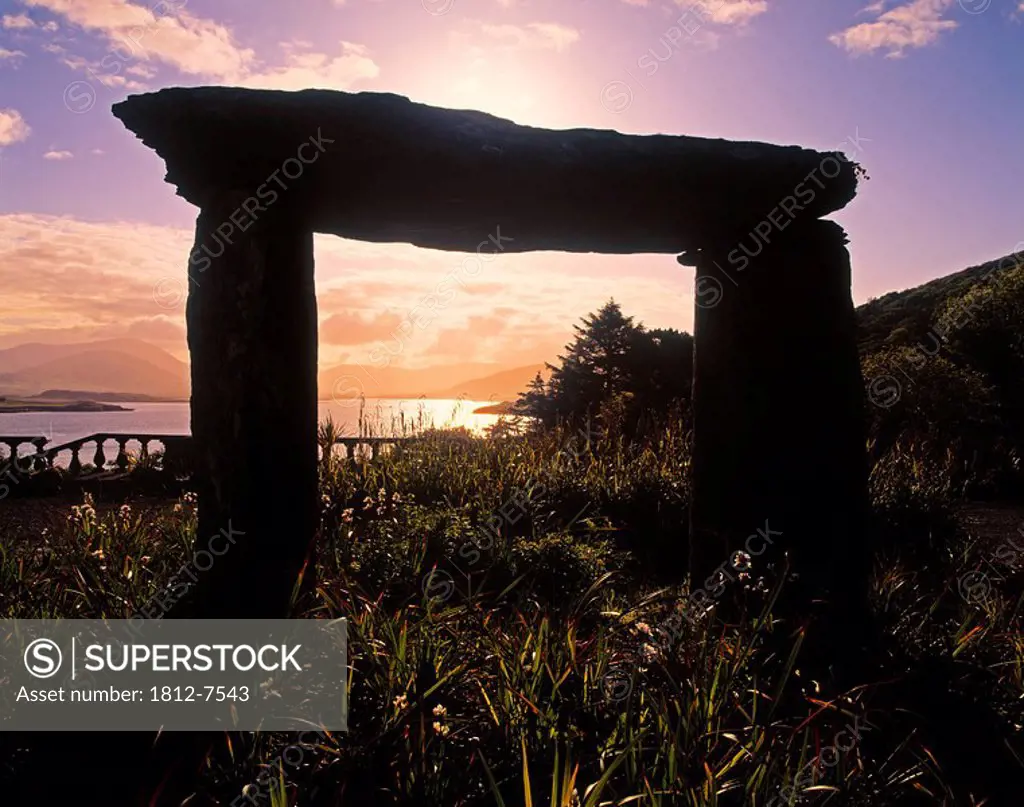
[0,619,347,731]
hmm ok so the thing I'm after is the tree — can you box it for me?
[937,263,1024,433]
[517,300,693,430]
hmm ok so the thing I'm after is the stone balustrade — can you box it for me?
[0,434,193,478]
[1,434,414,479]
[0,436,49,474]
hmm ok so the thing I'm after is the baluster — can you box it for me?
[32,438,49,471]
[9,442,24,471]
[139,439,150,463]
[7,441,20,472]
[116,439,129,471]
[370,443,378,461]
[69,442,83,476]
[93,438,106,471]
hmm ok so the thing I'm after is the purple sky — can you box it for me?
[1,0,1022,368]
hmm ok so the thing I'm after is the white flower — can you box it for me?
[393,694,408,709]
[432,721,450,736]
[731,551,752,571]
[432,704,447,718]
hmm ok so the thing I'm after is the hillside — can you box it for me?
[431,364,546,402]
[0,338,187,378]
[856,250,1023,352]
[0,343,189,399]
[317,362,537,400]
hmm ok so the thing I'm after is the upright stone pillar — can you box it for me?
[688,219,870,631]
[177,192,319,618]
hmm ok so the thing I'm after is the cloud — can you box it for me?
[1,13,35,29]
[23,0,255,78]
[125,315,185,342]
[0,215,691,370]
[829,0,957,56]
[0,47,27,64]
[320,310,404,345]
[25,0,378,90]
[0,109,31,146]
[692,0,769,25]
[424,315,509,359]
[238,41,379,90]
[0,214,195,355]
[478,22,581,51]
[43,149,73,160]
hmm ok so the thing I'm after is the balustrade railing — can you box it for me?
[0,434,415,480]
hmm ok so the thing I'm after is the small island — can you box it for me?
[0,397,132,413]
[473,401,516,415]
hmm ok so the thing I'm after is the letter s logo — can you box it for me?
[24,638,63,678]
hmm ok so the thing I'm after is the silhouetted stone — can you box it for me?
[170,191,318,619]
[112,86,858,255]
[112,86,866,623]
[688,219,870,649]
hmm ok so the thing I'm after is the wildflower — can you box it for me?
[392,492,402,504]
[640,643,660,663]
[363,496,375,510]
[182,491,198,506]
[432,721,450,736]
[634,621,652,636]
[173,503,183,514]
[341,508,355,524]
[67,497,97,530]
[393,694,408,710]
[432,704,447,718]
[378,488,387,501]
[731,551,752,572]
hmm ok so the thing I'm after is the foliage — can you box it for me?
[855,249,1024,354]
[4,424,1022,805]
[517,300,693,433]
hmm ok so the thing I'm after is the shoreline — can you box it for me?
[0,401,133,414]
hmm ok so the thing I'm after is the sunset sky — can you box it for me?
[1,0,1022,371]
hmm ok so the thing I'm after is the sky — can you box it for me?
[0,0,1022,371]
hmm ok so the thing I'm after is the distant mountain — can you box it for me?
[0,339,186,377]
[432,364,547,402]
[0,338,545,402]
[857,251,1023,353]
[0,340,189,398]
[31,390,172,402]
[318,362,514,400]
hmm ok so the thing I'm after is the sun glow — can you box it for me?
[404,51,572,128]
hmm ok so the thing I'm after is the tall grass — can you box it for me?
[2,415,1020,804]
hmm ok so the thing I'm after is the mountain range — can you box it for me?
[2,246,1020,404]
[0,338,545,402]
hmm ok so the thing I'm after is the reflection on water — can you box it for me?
[0,398,504,456]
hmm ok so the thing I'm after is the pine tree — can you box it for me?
[515,299,693,430]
